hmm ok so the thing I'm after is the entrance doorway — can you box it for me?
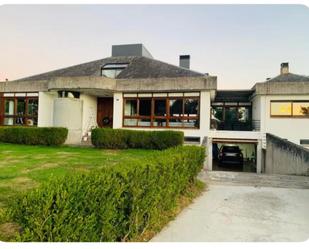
[97,97,113,128]
[212,141,257,173]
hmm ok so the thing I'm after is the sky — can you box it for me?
[0,4,309,89]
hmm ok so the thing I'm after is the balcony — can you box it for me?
[210,119,260,131]
[211,120,252,131]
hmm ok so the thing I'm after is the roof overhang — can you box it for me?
[0,80,48,92]
[47,76,116,92]
[1,75,217,94]
[115,76,217,92]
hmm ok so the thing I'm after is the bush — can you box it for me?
[6,146,205,242]
[91,128,184,150]
[0,127,68,146]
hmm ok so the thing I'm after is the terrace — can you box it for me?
[210,90,259,131]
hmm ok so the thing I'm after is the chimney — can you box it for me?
[280,62,289,75]
[179,55,190,69]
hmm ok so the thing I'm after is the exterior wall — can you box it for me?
[38,91,57,127]
[251,96,261,131]
[80,94,97,137]
[113,90,211,139]
[38,93,97,143]
[53,98,83,144]
[113,92,123,129]
[254,94,309,145]
[265,133,309,176]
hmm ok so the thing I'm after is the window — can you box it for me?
[270,101,309,117]
[270,102,292,116]
[101,63,128,78]
[184,99,198,117]
[57,91,80,98]
[210,103,252,131]
[123,93,200,128]
[292,102,309,116]
[0,93,39,126]
[124,99,137,116]
[154,99,167,116]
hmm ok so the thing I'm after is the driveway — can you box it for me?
[152,171,309,242]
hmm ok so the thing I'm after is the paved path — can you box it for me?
[152,171,309,242]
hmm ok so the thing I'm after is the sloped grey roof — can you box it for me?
[266,73,309,83]
[15,56,204,82]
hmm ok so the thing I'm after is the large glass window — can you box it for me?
[270,101,309,117]
[0,93,38,126]
[210,104,252,131]
[123,93,200,128]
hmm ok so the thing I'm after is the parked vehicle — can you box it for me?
[218,145,243,166]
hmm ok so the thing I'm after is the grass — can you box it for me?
[0,143,156,210]
[0,142,206,242]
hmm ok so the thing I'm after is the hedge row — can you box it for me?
[6,146,205,242]
[0,127,68,146]
[91,128,184,150]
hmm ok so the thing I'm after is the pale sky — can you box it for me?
[0,4,309,89]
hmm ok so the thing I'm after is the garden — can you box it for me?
[0,127,205,242]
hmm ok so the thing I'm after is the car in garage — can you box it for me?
[218,145,244,167]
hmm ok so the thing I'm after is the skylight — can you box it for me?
[101,63,128,78]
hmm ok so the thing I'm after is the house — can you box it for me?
[1,44,309,174]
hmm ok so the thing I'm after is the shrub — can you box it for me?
[0,127,68,146]
[6,146,205,242]
[91,128,184,150]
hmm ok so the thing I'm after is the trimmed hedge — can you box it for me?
[91,128,184,150]
[0,127,68,146]
[6,146,205,242]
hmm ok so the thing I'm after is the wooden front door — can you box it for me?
[97,97,113,128]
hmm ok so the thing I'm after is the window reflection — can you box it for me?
[124,99,137,116]
[292,102,309,116]
[271,102,291,116]
[1,95,38,126]
[123,94,200,128]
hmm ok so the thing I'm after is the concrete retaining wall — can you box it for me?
[265,133,309,176]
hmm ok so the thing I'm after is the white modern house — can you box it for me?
[1,44,309,174]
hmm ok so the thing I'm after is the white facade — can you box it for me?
[35,88,309,174]
[37,92,98,144]
[80,94,97,137]
[112,90,212,139]
[252,94,309,145]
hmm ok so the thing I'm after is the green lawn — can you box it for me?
[0,143,156,209]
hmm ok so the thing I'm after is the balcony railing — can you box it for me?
[210,119,261,131]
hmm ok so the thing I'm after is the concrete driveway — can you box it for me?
[152,171,309,242]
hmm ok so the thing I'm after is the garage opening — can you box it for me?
[212,139,257,173]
